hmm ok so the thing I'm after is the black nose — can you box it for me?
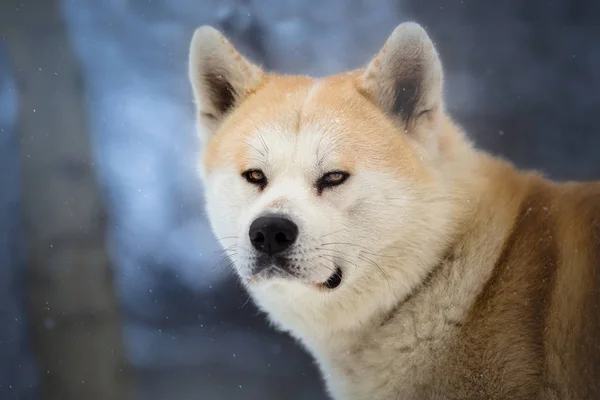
[249,215,298,256]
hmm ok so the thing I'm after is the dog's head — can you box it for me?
[188,23,463,336]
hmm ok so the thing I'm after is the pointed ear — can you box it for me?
[360,22,443,127]
[188,26,265,140]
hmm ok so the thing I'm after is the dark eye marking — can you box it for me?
[242,169,267,190]
[316,170,350,194]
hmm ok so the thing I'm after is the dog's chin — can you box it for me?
[247,265,343,291]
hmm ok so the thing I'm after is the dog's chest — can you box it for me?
[321,304,462,400]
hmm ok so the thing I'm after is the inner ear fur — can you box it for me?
[188,26,265,138]
[360,22,444,127]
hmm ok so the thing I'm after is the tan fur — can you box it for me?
[188,23,600,399]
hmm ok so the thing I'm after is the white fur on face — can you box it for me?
[201,113,449,345]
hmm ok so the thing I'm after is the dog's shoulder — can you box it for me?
[456,177,600,398]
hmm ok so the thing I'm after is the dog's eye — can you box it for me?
[242,169,267,189]
[323,172,347,184]
[317,171,350,193]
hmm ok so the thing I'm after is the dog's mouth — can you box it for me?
[250,262,343,290]
[318,267,343,290]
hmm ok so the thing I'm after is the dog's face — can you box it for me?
[202,76,427,287]
[189,23,456,335]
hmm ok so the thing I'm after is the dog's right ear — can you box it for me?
[188,26,265,140]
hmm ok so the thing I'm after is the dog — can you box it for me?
[188,22,600,399]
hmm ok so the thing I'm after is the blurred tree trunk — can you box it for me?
[0,1,135,399]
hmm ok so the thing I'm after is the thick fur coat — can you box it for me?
[188,22,600,399]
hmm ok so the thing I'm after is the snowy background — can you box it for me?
[1,0,599,399]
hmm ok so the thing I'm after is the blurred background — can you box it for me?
[0,0,598,399]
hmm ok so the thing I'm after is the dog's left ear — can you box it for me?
[361,22,443,128]
[188,26,265,141]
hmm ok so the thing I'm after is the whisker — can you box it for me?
[319,254,358,268]
[220,259,237,274]
[239,294,253,309]
[212,253,237,271]
[315,258,338,275]
[320,242,396,258]
[244,140,266,157]
[216,236,239,241]
[213,243,237,257]
[320,229,345,239]
[318,253,360,276]
[257,131,270,156]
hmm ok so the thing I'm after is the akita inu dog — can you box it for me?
[187,22,600,399]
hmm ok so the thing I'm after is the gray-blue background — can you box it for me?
[1,0,598,398]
